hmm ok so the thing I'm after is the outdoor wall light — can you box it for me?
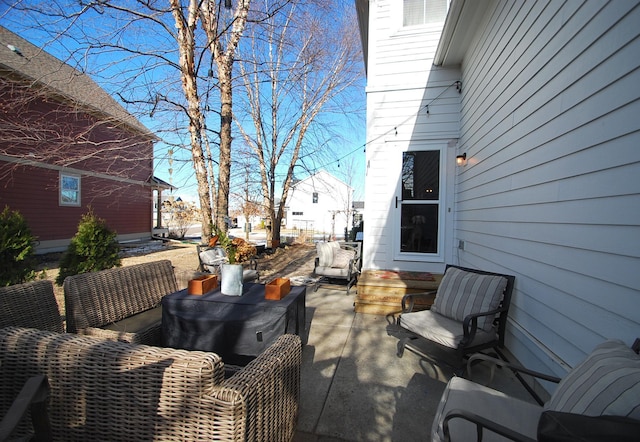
[456,153,467,166]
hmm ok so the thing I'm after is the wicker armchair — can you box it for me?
[0,279,64,333]
[0,327,302,441]
[63,260,178,345]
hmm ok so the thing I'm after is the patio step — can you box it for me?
[355,270,442,315]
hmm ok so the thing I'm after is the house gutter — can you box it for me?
[434,0,466,67]
[355,0,369,74]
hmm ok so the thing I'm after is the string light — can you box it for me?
[308,80,461,174]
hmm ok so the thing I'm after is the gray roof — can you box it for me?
[148,175,176,190]
[0,26,154,138]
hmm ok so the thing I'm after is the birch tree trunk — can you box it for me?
[201,0,251,232]
[169,0,214,240]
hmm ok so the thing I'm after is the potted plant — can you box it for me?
[213,226,243,296]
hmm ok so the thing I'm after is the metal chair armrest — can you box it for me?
[461,307,507,344]
[401,291,437,313]
[467,353,562,384]
[442,408,537,442]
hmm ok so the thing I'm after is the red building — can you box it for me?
[0,26,160,253]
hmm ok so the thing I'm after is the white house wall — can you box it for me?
[363,0,460,272]
[454,0,640,375]
[287,170,353,238]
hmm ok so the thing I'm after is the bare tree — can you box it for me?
[0,75,153,199]
[335,157,361,236]
[3,0,258,240]
[162,196,199,238]
[234,0,362,245]
[230,156,265,239]
[3,0,364,244]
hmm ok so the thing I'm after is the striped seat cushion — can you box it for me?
[431,267,508,332]
[545,340,640,419]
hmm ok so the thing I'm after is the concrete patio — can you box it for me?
[293,283,538,442]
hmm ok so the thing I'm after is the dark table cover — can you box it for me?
[162,283,306,363]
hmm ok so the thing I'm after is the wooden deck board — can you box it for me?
[355,270,443,315]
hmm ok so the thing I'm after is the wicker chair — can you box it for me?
[0,279,64,332]
[0,374,51,442]
[63,260,178,345]
[0,281,59,441]
[0,326,302,441]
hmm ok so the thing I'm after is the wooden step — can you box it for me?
[355,270,443,315]
[354,300,403,315]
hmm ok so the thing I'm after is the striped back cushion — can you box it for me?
[545,340,640,418]
[316,242,335,267]
[431,267,508,332]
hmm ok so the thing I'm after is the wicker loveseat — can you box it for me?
[0,326,302,441]
[63,260,178,345]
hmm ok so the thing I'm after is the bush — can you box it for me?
[232,237,257,264]
[55,209,121,285]
[0,206,39,286]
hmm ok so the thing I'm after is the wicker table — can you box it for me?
[162,283,306,365]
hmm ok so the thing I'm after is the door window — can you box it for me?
[400,151,440,254]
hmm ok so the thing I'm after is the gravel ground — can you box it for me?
[38,240,318,317]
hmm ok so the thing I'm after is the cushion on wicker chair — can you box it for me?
[544,339,640,418]
[102,306,162,335]
[431,267,508,331]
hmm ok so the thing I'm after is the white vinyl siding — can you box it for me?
[454,0,640,375]
[287,171,353,238]
[363,0,458,271]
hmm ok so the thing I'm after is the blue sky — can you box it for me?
[0,1,367,204]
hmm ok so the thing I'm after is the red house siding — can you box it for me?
[0,66,156,252]
[0,163,152,244]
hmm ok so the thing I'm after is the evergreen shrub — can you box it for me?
[56,209,121,285]
[0,206,39,286]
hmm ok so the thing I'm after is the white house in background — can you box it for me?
[286,170,353,239]
[356,0,640,384]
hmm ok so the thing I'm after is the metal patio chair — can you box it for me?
[313,241,361,294]
[432,339,640,441]
[397,264,515,374]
